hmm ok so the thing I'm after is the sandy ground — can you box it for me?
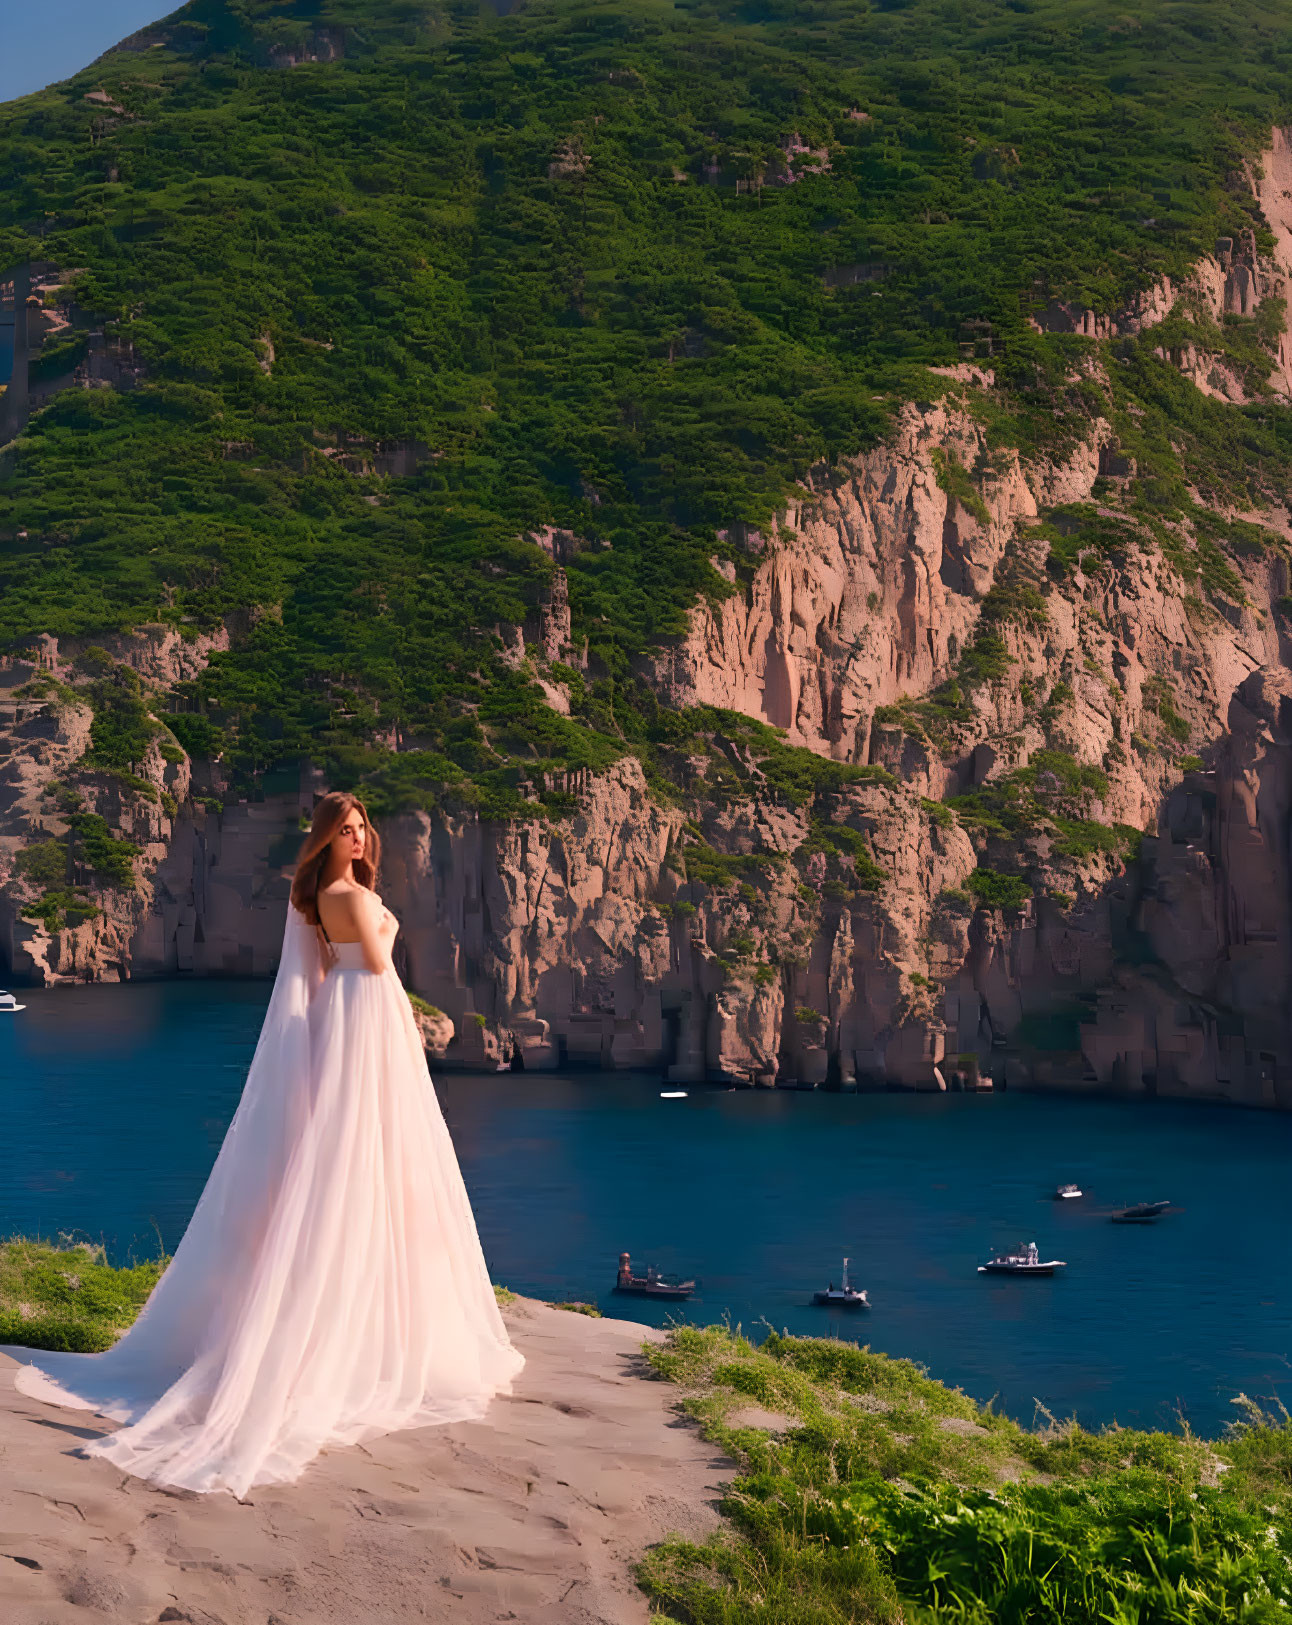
[0,1298,733,1625]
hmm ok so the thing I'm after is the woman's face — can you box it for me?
[329,808,366,867]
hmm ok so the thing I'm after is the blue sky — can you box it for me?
[1,2,167,104]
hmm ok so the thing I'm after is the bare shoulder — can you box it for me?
[316,882,375,934]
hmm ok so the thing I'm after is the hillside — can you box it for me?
[4,0,1292,1103]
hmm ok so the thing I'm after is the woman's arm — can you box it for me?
[342,890,399,975]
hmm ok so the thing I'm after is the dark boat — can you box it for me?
[613,1251,696,1300]
[812,1257,870,1309]
[978,1241,1065,1276]
[1111,1200,1170,1223]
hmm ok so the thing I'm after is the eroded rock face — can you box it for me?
[0,627,209,983]
[1076,670,1292,1109]
[640,398,1099,762]
[3,406,1291,1106]
[7,140,1292,1109]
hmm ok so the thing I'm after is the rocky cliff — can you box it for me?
[6,124,1292,1108]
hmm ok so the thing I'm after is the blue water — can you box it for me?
[2,979,1290,1436]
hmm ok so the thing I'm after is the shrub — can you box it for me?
[15,840,68,889]
[921,797,955,829]
[67,813,138,889]
[165,714,226,760]
[958,633,1014,687]
[21,889,101,931]
[684,844,782,890]
[967,868,1032,910]
[797,821,886,891]
[931,447,992,526]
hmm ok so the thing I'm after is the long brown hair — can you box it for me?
[290,791,382,925]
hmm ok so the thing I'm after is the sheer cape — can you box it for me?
[3,902,523,1497]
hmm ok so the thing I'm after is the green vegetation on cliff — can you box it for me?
[643,1323,1292,1624]
[3,0,1292,815]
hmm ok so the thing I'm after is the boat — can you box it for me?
[0,991,25,1013]
[1055,1183,1083,1200]
[812,1257,870,1308]
[978,1241,1065,1276]
[613,1251,696,1300]
[1111,1200,1170,1223]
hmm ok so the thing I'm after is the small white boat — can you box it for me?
[979,1241,1065,1276]
[0,991,25,1013]
[1055,1183,1082,1200]
[660,1090,688,1098]
[812,1257,870,1308]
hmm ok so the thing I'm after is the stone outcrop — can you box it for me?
[0,627,234,983]
[409,999,455,1058]
[640,397,1105,763]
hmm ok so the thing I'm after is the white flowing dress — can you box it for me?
[3,896,523,1498]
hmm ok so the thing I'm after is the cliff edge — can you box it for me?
[0,1296,730,1625]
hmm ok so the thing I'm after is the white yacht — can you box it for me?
[978,1241,1065,1276]
[0,991,26,1012]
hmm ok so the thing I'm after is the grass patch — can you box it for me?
[1143,677,1192,745]
[0,1237,164,1353]
[639,1324,1292,1625]
[407,992,445,1021]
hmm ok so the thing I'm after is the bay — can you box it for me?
[2,978,1289,1435]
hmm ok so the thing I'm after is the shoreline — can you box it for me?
[6,974,1287,1113]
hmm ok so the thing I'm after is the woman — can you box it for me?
[3,792,523,1498]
